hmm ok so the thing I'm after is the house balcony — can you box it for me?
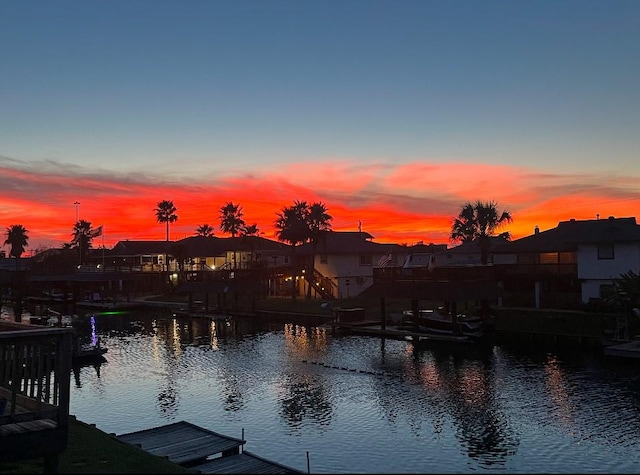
[0,322,73,472]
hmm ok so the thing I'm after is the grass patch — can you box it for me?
[0,417,192,474]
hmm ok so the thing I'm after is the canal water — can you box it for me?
[69,309,640,474]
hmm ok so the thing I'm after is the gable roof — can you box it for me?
[296,231,404,255]
[440,236,507,255]
[109,236,289,257]
[110,240,174,256]
[494,216,640,254]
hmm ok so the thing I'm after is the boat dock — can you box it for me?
[328,320,477,345]
[603,339,640,359]
[117,421,306,474]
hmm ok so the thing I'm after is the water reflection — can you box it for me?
[72,359,105,388]
[69,310,640,473]
[279,324,333,430]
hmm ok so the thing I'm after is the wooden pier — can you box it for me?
[117,420,305,474]
[603,339,640,359]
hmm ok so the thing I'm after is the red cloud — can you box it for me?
[0,159,638,252]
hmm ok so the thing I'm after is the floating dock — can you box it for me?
[603,339,640,359]
[117,420,305,474]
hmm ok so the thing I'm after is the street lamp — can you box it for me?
[74,201,80,222]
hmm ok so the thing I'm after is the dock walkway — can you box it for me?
[603,339,640,359]
[117,421,305,474]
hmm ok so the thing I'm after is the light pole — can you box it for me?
[74,201,80,222]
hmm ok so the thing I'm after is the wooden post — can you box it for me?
[451,301,459,336]
[411,299,419,330]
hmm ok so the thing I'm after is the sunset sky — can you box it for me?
[2,1,639,253]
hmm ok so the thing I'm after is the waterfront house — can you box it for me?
[492,216,640,309]
[296,231,410,299]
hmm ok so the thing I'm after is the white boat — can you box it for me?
[401,308,491,340]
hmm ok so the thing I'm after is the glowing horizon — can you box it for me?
[1,157,638,253]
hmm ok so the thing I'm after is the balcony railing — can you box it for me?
[0,323,73,471]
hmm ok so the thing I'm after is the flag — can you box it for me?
[377,253,392,268]
[89,225,103,238]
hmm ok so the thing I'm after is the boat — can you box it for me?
[400,307,492,341]
[73,337,108,362]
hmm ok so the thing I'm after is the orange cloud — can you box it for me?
[0,156,639,253]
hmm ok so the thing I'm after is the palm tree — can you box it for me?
[155,200,178,273]
[72,219,93,265]
[4,224,29,322]
[450,200,512,265]
[195,224,215,237]
[306,202,332,299]
[240,223,261,269]
[169,242,190,286]
[219,202,245,269]
[274,200,310,300]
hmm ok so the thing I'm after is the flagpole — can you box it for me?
[102,226,105,271]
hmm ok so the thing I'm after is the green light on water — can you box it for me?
[93,310,128,316]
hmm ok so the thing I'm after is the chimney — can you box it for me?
[534,225,539,234]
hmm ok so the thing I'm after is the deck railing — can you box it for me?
[0,323,73,470]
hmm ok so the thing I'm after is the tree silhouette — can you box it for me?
[195,224,215,237]
[219,202,245,269]
[240,223,261,269]
[71,219,94,265]
[4,224,29,322]
[306,202,332,299]
[155,200,178,273]
[450,200,512,265]
[275,200,310,300]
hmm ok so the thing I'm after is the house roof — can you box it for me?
[297,231,404,255]
[360,279,502,301]
[108,236,289,257]
[494,216,640,254]
[110,240,174,256]
[439,237,507,255]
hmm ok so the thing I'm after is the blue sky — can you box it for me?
[1,1,639,250]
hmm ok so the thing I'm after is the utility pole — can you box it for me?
[74,201,80,222]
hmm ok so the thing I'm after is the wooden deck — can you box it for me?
[0,323,73,472]
[328,320,478,345]
[191,450,306,474]
[118,421,305,474]
[603,339,640,359]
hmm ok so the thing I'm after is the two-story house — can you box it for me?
[296,231,409,299]
[492,216,640,308]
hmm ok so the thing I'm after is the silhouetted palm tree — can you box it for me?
[195,224,215,237]
[169,242,189,286]
[450,200,512,265]
[72,219,93,265]
[155,200,178,273]
[240,223,261,269]
[219,202,245,269]
[306,202,332,299]
[5,224,29,322]
[275,200,309,300]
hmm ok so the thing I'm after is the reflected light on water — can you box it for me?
[418,362,443,391]
[544,354,574,427]
[90,315,98,346]
[459,364,488,406]
[209,321,219,350]
[283,323,328,360]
